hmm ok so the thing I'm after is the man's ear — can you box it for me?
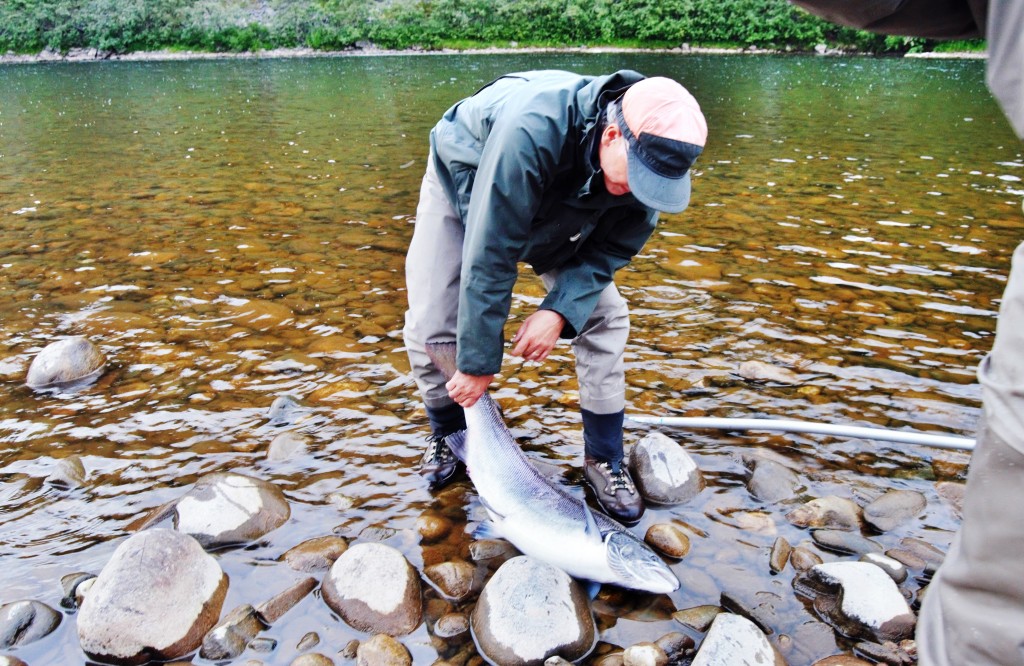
[601,122,622,146]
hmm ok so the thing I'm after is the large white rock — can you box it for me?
[691,613,786,666]
[810,561,916,642]
[25,336,106,390]
[173,472,290,548]
[471,556,595,666]
[629,432,705,505]
[77,529,228,665]
[321,542,422,636]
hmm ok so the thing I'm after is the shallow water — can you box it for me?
[0,53,1021,664]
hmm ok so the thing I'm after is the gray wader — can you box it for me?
[918,240,1024,665]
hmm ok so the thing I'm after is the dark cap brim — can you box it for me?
[626,151,692,213]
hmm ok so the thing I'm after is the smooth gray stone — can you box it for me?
[863,490,927,532]
[471,556,595,666]
[628,432,705,505]
[691,613,786,666]
[810,562,916,643]
[322,543,422,636]
[77,529,228,664]
[0,600,62,648]
[25,336,106,389]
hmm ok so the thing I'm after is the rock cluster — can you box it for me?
[2,382,955,666]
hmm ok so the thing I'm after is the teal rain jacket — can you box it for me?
[429,70,662,376]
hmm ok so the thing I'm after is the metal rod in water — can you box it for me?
[626,415,975,451]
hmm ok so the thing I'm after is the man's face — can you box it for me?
[599,122,631,197]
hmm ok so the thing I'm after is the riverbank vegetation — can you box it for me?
[0,0,986,57]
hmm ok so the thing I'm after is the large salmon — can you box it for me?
[426,342,679,594]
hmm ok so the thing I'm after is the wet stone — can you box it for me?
[859,553,908,584]
[171,472,291,548]
[0,600,62,649]
[853,640,916,665]
[469,539,520,563]
[672,605,721,633]
[787,496,863,531]
[356,634,412,666]
[290,654,334,666]
[622,642,668,666]
[267,395,306,426]
[256,353,322,375]
[644,524,691,559]
[45,455,87,488]
[249,637,277,652]
[628,432,705,505]
[200,604,265,661]
[812,657,874,665]
[809,562,916,643]
[790,546,823,572]
[415,514,452,542]
[935,481,965,517]
[255,577,318,625]
[60,572,97,610]
[691,613,785,666]
[25,336,106,390]
[738,360,802,385]
[720,590,777,636]
[322,543,422,636]
[471,556,596,666]
[654,632,694,662]
[769,537,792,574]
[341,639,360,659]
[812,530,882,556]
[282,536,349,573]
[267,431,310,462]
[434,613,469,639]
[77,529,228,665]
[424,560,477,602]
[745,456,800,503]
[296,631,320,650]
[863,490,927,532]
[894,537,944,573]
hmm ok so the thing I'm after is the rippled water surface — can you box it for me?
[1,53,1021,664]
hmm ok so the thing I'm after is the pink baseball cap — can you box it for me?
[613,77,707,213]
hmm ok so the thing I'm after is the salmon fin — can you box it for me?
[472,520,502,540]
[424,341,458,381]
[444,429,468,462]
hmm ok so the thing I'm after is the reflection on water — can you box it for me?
[0,53,1020,664]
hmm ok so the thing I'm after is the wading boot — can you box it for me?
[584,458,645,525]
[581,408,645,524]
[418,432,464,489]
[418,402,466,489]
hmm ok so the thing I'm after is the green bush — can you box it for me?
[0,0,987,56]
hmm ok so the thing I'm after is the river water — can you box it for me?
[0,53,1021,664]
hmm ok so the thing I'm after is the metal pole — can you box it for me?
[626,415,975,451]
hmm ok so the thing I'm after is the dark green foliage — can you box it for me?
[0,0,983,55]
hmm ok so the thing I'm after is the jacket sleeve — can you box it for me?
[456,109,563,376]
[540,207,658,338]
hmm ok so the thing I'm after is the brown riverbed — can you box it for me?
[0,52,1021,664]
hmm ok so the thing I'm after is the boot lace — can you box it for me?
[426,434,456,464]
[600,462,636,495]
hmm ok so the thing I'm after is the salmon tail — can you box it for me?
[424,341,458,381]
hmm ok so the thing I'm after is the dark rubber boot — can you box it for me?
[582,408,645,524]
[418,403,466,489]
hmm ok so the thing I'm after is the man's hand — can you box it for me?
[446,371,494,408]
[511,309,565,362]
